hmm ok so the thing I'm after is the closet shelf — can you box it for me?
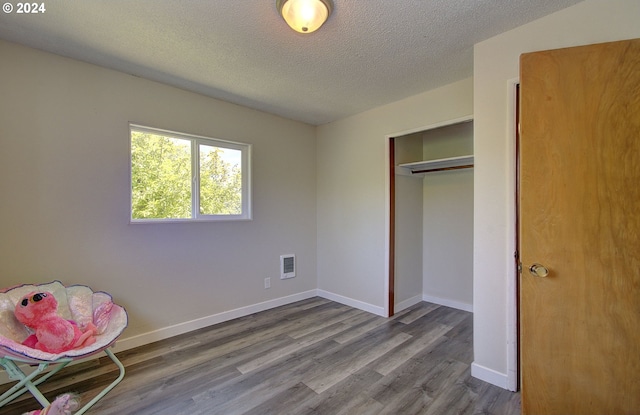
[396,155,474,176]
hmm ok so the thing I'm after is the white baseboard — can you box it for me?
[471,362,509,389]
[112,289,318,353]
[316,289,386,317]
[394,295,423,313]
[422,294,473,313]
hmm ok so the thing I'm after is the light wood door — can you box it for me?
[519,39,640,414]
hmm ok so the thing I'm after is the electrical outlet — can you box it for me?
[264,277,271,289]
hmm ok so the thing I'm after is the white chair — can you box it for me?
[0,281,127,414]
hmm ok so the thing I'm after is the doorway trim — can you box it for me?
[505,77,520,392]
[388,136,396,317]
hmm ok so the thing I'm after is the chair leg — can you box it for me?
[0,358,55,408]
[74,349,125,415]
[0,348,125,414]
[22,368,51,408]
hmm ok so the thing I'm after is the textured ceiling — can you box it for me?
[0,0,583,125]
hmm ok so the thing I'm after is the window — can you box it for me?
[130,124,251,222]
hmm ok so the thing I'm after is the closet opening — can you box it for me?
[388,118,474,315]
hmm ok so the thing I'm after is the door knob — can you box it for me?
[529,263,549,277]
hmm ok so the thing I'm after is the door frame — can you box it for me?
[388,136,396,317]
[506,77,520,392]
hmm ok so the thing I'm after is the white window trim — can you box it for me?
[129,124,252,223]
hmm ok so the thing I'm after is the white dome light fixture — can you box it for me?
[276,0,333,34]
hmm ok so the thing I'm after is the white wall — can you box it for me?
[316,78,473,316]
[393,134,424,310]
[422,122,473,311]
[472,0,640,389]
[0,40,317,348]
[394,174,423,310]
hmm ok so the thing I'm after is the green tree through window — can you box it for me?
[199,144,242,215]
[130,126,249,221]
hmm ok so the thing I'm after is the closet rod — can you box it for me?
[412,164,474,174]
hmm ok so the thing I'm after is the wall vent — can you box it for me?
[280,254,296,279]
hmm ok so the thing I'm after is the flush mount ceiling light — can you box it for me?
[276,0,333,33]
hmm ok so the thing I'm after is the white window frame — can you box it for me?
[129,124,252,223]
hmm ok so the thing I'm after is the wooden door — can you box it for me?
[519,39,640,414]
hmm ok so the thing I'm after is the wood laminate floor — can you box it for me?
[1,298,520,415]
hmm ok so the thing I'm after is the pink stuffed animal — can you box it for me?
[23,393,81,415]
[14,291,97,353]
